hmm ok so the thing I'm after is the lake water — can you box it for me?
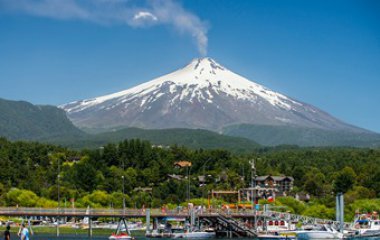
[12,235,106,239]
[7,233,252,240]
[8,235,380,240]
[9,233,107,239]
[9,234,220,240]
[8,232,380,239]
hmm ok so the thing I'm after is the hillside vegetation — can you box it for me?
[0,98,84,140]
[0,137,379,221]
[2,98,380,150]
[56,127,260,153]
[224,124,380,147]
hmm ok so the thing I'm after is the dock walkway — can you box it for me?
[0,207,340,225]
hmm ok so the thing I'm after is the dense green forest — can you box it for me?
[223,124,380,147]
[54,127,260,153]
[0,137,379,221]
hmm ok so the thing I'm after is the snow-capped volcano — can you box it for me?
[60,58,364,132]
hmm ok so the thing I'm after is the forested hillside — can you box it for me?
[223,124,380,147]
[0,98,85,140]
[0,98,259,152]
[56,127,260,153]
[0,137,379,220]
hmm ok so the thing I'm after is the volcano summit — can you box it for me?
[61,58,368,135]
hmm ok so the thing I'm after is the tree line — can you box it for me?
[0,137,379,220]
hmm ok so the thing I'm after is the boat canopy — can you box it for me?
[162,217,186,221]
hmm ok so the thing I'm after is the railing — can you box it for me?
[0,207,344,226]
[0,207,190,217]
[260,210,349,225]
[216,212,257,237]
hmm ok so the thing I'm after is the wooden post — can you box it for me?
[339,193,344,232]
[190,208,195,231]
[146,209,151,234]
[88,217,93,238]
[336,194,340,223]
[56,217,59,237]
[154,217,158,230]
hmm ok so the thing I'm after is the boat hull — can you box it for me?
[109,233,134,240]
[257,233,296,240]
[172,231,216,239]
[296,231,341,239]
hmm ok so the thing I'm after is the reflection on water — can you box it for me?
[10,234,232,240]
[10,234,106,240]
[10,233,109,240]
[10,235,203,240]
[8,233,379,240]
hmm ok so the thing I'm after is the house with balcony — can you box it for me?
[255,175,294,194]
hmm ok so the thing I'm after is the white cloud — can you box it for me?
[133,11,158,22]
[0,0,209,56]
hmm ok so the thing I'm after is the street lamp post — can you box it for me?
[122,175,126,215]
[57,157,61,237]
[122,154,126,215]
[187,166,191,201]
[174,161,192,202]
[249,159,257,231]
[57,156,61,210]
[201,158,212,200]
[249,159,256,211]
[57,174,60,209]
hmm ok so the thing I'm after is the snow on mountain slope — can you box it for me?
[64,58,294,112]
[60,58,367,132]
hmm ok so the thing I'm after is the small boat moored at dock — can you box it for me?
[109,232,135,240]
[257,232,296,240]
[109,217,136,240]
[296,230,343,239]
[146,227,216,238]
[345,214,380,239]
[171,229,216,239]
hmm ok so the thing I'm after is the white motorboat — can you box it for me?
[256,219,297,239]
[257,232,296,239]
[295,224,344,239]
[171,230,216,239]
[345,217,380,238]
[146,216,215,239]
[296,230,342,239]
[146,227,215,239]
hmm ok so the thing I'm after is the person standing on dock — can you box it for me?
[18,224,29,240]
[4,225,11,240]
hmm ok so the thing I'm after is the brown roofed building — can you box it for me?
[174,161,192,168]
[255,175,294,194]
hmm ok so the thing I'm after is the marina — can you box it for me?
[1,205,379,239]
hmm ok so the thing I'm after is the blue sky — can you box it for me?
[0,0,379,132]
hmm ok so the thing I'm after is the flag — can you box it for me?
[268,192,275,203]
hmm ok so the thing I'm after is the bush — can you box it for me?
[302,204,335,220]
[276,197,306,214]
[36,198,58,208]
[6,188,39,207]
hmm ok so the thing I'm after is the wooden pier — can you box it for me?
[0,207,341,238]
[0,207,337,222]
